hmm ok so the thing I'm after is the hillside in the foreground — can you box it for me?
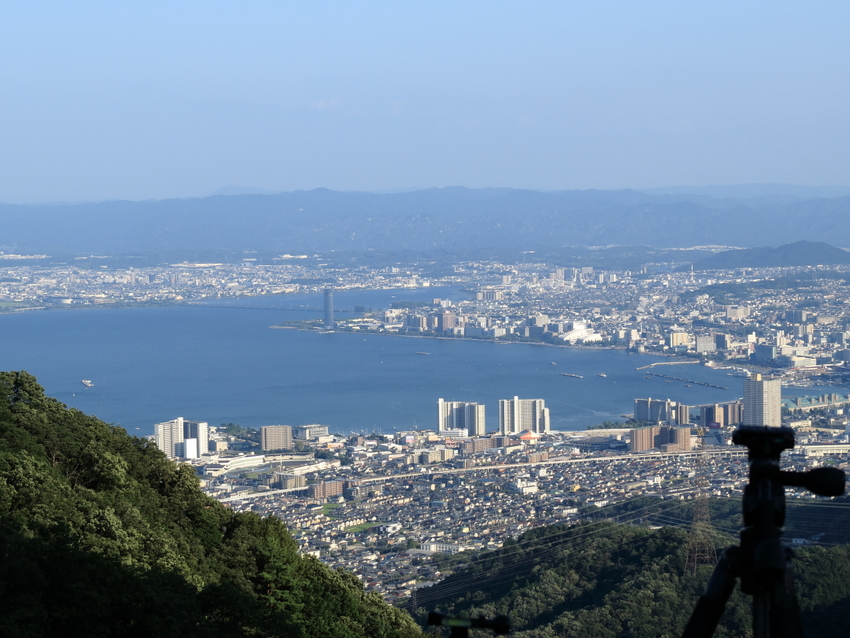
[412,518,850,638]
[0,371,422,638]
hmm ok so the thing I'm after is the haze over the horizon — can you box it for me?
[2,2,848,204]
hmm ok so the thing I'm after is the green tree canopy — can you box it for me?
[0,371,421,638]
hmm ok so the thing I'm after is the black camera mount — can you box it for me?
[682,425,845,638]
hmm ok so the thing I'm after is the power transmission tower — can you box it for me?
[685,483,718,575]
[685,494,717,574]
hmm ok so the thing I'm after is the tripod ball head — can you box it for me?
[780,466,845,497]
[732,425,794,461]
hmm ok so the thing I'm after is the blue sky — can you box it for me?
[1,1,848,202]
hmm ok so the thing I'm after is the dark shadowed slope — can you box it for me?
[0,371,422,638]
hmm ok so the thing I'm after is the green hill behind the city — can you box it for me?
[694,240,850,269]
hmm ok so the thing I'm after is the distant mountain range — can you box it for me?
[693,240,850,269]
[2,187,850,255]
[638,183,850,200]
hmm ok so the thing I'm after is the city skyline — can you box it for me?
[5,254,850,434]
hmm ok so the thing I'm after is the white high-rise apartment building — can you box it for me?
[743,374,782,427]
[154,417,209,459]
[437,399,486,437]
[498,396,550,435]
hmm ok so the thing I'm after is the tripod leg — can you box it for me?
[752,593,769,638]
[682,548,739,638]
[766,548,804,638]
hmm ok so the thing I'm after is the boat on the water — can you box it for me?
[598,373,607,378]
[559,373,583,378]
[414,352,430,355]
[81,379,94,388]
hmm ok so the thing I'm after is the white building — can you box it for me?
[293,424,330,440]
[743,374,781,427]
[437,398,486,437]
[420,542,465,555]
[509,478,539,495]
[154,417,209,459]
[498,396,550,435]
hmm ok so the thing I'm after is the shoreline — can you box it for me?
[0,283,462,316]
[274,322,642,352]
[269,323,725,370]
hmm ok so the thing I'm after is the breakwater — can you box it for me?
[645,371,729,390]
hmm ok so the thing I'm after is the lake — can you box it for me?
[0,286,818,437]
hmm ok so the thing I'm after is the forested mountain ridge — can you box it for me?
[0,371,422,638]
[693,240,850,269]
[413,519,850,637]
[2,187,850,254]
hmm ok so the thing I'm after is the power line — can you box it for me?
[409,495,850,609]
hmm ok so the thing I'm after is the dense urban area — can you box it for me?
[8,250,846,602]
[4,251,850,373]
[187,421,849,604]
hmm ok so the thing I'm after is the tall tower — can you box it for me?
[498,396,550,435]
[437,399,486,437]
[183,419,208,459]
[743,373,781,427]
[154,417,209,459]
[323,288,334,329]
[155,417,184,459]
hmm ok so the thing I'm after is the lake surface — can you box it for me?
[0,287,828,437]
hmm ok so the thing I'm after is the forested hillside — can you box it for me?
[693,241,850,269]
[583,495,850,546]
[0,371,422,638]
[414,519,850,637]
[3,188,850,254]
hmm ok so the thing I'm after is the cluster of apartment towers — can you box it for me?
[152,397,548,460]
[153,418,327,460]
[437,396,550,438]
[153,375,780,459]
[630,373,782,452]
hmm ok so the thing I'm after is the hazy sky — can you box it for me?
[1,1,848,203]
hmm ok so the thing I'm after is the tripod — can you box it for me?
[682,425,846,638]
